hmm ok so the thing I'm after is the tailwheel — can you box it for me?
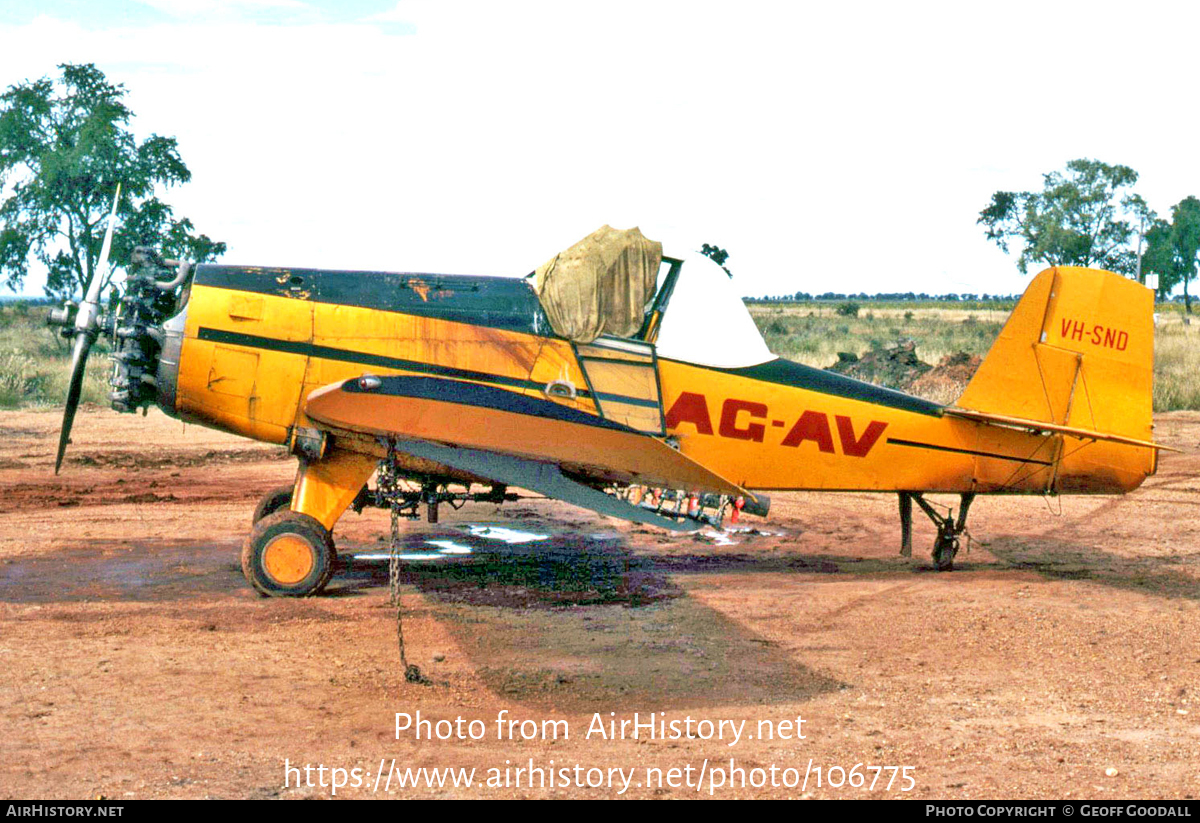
[899,491,975,572]
[932,529,960,571]
[251,484,294,525]
[242,511,337,597]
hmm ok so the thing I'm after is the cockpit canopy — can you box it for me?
[653,251,774,368]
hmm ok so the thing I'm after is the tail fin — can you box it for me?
[956,266,1154,446]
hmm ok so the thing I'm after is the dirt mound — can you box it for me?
[909,351,983,404]
[825,340,931,391]
[825,342,981,403]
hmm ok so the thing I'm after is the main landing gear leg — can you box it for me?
[241,448,379,597]
[901,492,975,571]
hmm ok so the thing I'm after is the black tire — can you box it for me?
[252,485,294,525]
[933,535,958,571]
[241,511,336,597]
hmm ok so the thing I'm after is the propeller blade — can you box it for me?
[56,183,120,474]
[75,182,121,333]
[54,332,94,474]
[92,182,119,294]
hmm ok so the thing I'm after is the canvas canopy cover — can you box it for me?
[532,225,662,343]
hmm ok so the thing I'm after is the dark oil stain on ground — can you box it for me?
[342,529,684,609]
[0,539,244,604]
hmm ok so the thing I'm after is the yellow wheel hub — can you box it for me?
[261,534,316,585]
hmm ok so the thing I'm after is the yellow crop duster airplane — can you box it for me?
[51,221,1167,597]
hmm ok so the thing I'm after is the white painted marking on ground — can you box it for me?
[426,540,473,554]
[353,551,464,562]
[465,525,549,544]
[701,529,739,546]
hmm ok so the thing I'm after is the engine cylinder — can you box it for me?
[109,248,191,415]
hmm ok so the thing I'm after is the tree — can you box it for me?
[0,63,224,300]
[978,159,1152,277]
[1142,196,1200,313]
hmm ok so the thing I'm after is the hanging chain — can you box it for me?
[380,440,423,684]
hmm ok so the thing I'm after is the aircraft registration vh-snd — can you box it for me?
[49,212,1171,597]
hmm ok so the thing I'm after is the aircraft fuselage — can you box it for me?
[161,264,1152,500]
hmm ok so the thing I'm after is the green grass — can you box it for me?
[0,304,110,409]
[750,302,1005,369]
[1149,316,1200,411]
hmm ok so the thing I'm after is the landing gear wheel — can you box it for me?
[932,533,959,571]
[242,511,336,597]
[252,485,295,525]
[905,492,973,572]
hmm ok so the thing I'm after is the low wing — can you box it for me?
[303,375,753,529]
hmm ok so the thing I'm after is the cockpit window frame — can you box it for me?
[635,255,683,343]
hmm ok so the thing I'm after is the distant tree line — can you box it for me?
[747,292,1022,303]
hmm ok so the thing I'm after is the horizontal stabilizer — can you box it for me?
[391,438,697,531]
[943,407,1178,452]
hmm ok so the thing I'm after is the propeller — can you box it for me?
[54,183,121,474]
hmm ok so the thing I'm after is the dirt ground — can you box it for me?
[3,407,1200,800]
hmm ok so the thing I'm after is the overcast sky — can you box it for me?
[2,0,1198,297]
